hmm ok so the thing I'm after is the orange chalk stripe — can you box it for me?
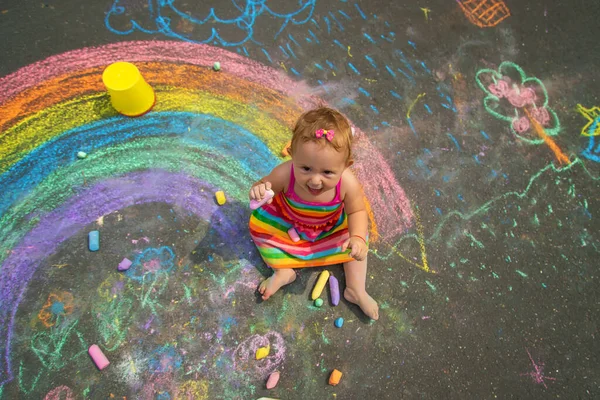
[524,109,570,165]
[281,140,291,157]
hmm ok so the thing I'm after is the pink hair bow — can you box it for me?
[315,129,334,141]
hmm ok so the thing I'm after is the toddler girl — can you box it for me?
[248,107,378,320]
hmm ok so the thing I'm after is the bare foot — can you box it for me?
[344,287,379,320]
[258,269,296,300]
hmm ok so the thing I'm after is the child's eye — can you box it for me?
[324,171,333,175]
[301,166,310,172]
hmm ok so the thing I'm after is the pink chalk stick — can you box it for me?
[88,345,110,370]
[250,189,275,210]
[117,257,132,271]
[329,275,340,306]
[287,227,300,242]
[266,371,280,389]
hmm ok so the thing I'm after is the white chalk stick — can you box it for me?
[250,189,275,210]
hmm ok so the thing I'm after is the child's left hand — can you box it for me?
[341,236,368,261]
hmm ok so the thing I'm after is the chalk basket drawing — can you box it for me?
[457,0,511,28]
[105,0,317,46]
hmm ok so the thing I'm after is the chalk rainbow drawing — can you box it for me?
[0,40,413,386]
[105,0,317,46]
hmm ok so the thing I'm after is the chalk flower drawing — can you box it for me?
[476,61,561,145]
[233,332,286,378]
[37,291,74,328]
[126,246,176,281]
[105,0,317,46]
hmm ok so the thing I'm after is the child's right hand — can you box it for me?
[250,182,274,204]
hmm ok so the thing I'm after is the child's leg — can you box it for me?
[258,268,296,301]
[343,258,379,320]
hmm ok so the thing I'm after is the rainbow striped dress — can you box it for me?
[249,166,356,269]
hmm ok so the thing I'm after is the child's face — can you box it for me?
[292,141,349,197]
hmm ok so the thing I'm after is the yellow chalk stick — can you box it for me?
[311,270,330,300]
[256,345,270,360]
[329,369,343,386]
[215,191,226,205]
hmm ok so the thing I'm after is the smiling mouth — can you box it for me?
[308,186,323,195]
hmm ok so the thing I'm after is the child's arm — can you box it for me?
[250,160,291,202]
[340,169,369,260]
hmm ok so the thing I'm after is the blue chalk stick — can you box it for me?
[329,275,340,306]
[88,230,99,251]
[335,317,344,328]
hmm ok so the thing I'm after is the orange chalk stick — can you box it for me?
[329,369,343,386]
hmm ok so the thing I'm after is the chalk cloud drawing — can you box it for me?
[475,61,561,144]
[105,0,317,46]
[457,0,511,28]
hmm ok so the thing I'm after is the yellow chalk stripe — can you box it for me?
[0,88,294,173]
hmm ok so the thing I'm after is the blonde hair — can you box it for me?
[289,107,354,164]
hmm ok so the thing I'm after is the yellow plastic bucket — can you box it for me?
[102,62,155,117]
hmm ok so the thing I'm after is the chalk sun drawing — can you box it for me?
[105,0,317,46]
[0,41,412,392]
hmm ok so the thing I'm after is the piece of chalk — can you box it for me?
[266,371,280,389]
[334,317,344,328]
[118,258,132,271]
[314,298,323,307]
[88,344,110,370]
[88,230,99,252]
[250,189,274,210]
[215,191,226,205]
[256,345,270,360]
[329,275,340,306]
[329,369,343,386]
[213,61,221,71]
[77,151,87,159]
[287,227,300,242]
[311,270,330,300]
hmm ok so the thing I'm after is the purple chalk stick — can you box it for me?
[329,275,340,306]
[118,258,132,271]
